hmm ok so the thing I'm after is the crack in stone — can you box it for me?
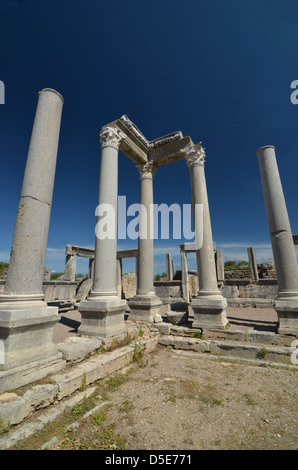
[21,195,51,207]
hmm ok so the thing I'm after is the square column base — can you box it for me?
[275,297,298,336]
[0,301,64,393]
[78,297,127,338]
[191,294,228,330]
[128,295,163,323]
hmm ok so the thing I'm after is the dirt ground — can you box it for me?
[48,345,297,451]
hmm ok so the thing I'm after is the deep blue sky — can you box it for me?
[0,0,298,274]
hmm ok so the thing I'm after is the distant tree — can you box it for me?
[224,260,238,271]
[50,272,64,280]
[237,261,249,270]
[0,261,9,279]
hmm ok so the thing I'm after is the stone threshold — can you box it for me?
[0,333,158,449]
[158,334,295,365]
[227,298,274,308]
[150,322,296,346]
[150,322,297,365]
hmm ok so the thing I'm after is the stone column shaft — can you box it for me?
[137,162,155,296]
[166,253,174,282]
[0,88,65,392]
[184,143,227,330]
[92,132,120,297]
[257,145,298,334]
[128,161,162,322]
[78,127,127,338]
[181,250,190,302]
[64,254,76,282]
[88,258,94,280]
[257,146,298,294]
[116,258,123,299]
[247,247,259,282]
[187,152,218,294]
[215,249,225,283]
[4,89,63,299]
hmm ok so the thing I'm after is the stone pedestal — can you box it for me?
[78,127,127,338]
[191,294,228,330]
[184,143,228,330]
[129,295,162,323]
[128,161,162,323]
[257,145,298,335]
[78,296,127,338]
[0,89,65,392]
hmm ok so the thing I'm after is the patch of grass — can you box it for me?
[199,395,223,407]
[133,342,148,368]
[244,393,257,406]
[96,426,127,450]
[11,388,102,450]
[0,419,11,435]
[258,348,268,359]
[72,397,92,417]
[79,374,87,391]
[92,412,106,427]
[105,374,129,392]
[119,400,134,413]
[190,331,205,339]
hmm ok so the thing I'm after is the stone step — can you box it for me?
[0,337,157,429]
[150,322,295,346]
[158,334,296,366]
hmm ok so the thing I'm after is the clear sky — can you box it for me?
[0,0,298,275]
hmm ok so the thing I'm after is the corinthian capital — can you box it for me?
[137,161,156,180]
[100,127,126,150]
[183,142,206,168]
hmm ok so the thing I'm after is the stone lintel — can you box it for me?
[117,249,138,259]
[103,120,148,165]
[149,131,183,148]
[65,245,95,258]
[65,246,138,261]
[148,136,194,167]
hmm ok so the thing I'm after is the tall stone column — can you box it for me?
[128,161,162,322]
[88,258,94,280]
[0,88,65,392]
[256,145,298,334]
[215,249,225,285]
[184,143,228,329]
[247,247,259,282]
[180,248,190,302]
[64,245,76,282]
[116,258,123,299]
[78,127,127,338]
[166,253,174,281]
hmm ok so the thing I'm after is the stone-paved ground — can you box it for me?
[53,306,280,343]
[50,346,297,451]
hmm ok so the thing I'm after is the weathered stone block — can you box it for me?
[246,330,277,344]
[57,336,102,363]
[0,384,58,426]
[159,335,211,353]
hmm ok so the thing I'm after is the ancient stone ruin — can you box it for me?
[0,89,298,448]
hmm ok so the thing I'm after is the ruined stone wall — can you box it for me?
[122,273,136,299]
